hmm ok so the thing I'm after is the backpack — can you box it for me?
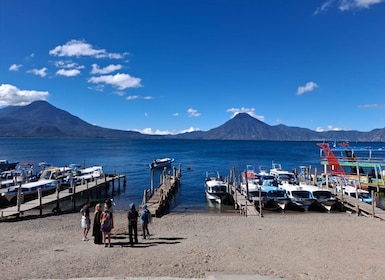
[102,212,111,229]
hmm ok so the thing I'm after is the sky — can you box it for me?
[0,0,384,135]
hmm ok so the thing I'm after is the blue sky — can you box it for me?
[0,0,384,134]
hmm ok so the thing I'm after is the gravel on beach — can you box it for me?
[1,209,384,280]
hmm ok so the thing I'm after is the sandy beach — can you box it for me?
[1,209,384,280]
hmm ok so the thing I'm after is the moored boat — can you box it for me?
[270,163,315,211]
[0,160,19,172]
[205,170,233,205]
[149,158,174,169]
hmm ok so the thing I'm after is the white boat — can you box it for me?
[270,163,315,211]
[1,179,60,203]
[240,165,290,211]
[205,170,233,204]
[298,183,338,212]
[341,185,372,203]
[149,158,174,169]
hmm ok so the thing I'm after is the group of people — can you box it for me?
[80,199,151,248]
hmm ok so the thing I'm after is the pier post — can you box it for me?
[371,190,375,217]
[16,181,22,214]
[38,188,42,216]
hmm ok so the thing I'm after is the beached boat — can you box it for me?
[149,158,174,169]
[205,170,233,204]
[270,163,315,211]
[0,160,19,172]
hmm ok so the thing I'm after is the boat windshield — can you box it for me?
[292,191,312,199]
[313,191,333,199]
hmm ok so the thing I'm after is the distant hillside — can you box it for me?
[173,113,385,141]
[1,100,385,141]
[0,101,151,138]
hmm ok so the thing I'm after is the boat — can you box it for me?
[340,184,372,204]
[270,163,315,211]
[149,158,174,169]
[298,183,338,212]
[0,160,19,172]
[1,162,37,189]
[204,170,233,204]
[318,142,385,190]
[1,179,60,204]
[240,165,290,211]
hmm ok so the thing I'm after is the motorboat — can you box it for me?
[239,165,266,203]
[240,165,290,211]
[0,159,19,172]
[259,176,291,211]
[1,179,60,204]
[149,158,174,169]
[298,183,338,212]
[205,170,233,205]
[270,163,315,211]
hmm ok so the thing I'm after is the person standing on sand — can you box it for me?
[127,203,139,246]
[140,204,151,239]
[80,201,91,241]
[92,203,103,244]
[101,203,114,247]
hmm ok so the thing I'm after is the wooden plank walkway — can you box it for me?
[141,168,181,217]
[0,174,124,219]
[336,192,385,221]
[231,184,260,217]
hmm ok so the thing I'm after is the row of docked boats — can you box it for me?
[205,162,367,213]
[0,161,104,206]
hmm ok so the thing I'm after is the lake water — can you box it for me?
[1,138,383,212]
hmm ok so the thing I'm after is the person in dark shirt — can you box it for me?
[127,203,139,246]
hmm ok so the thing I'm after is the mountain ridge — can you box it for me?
[1,100,385,141]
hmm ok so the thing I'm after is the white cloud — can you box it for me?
[49,39,128,59]
[314,0,385,14]
[0,84,49,106]
[358,103,385,109]
[9,64,22,71]
[187,108,201,117]
[134,126,200,135]
[316,125,348,132]
[88,73,142,90]
[27,67,48,77]
[126,95,139,100]
[226,107,264,121]
[296,81,318,95]
[56,69,81,77]
[91,64,122,74]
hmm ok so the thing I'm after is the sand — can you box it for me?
[0,209,384,280]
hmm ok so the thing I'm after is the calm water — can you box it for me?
[0,138,382,212]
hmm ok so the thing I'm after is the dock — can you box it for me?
[337,191,385,221]
[141,165,181,217]
[0,174,125,219]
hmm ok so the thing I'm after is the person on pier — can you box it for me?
[127,203,139,246]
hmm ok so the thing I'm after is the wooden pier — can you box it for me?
[337,190,385,221]
[0,174,125,220]
[141,165,181,217]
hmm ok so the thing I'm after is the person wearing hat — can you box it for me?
[127,203,139,246]
[140,204,152,239]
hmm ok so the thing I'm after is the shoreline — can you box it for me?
[1,210,385,280]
